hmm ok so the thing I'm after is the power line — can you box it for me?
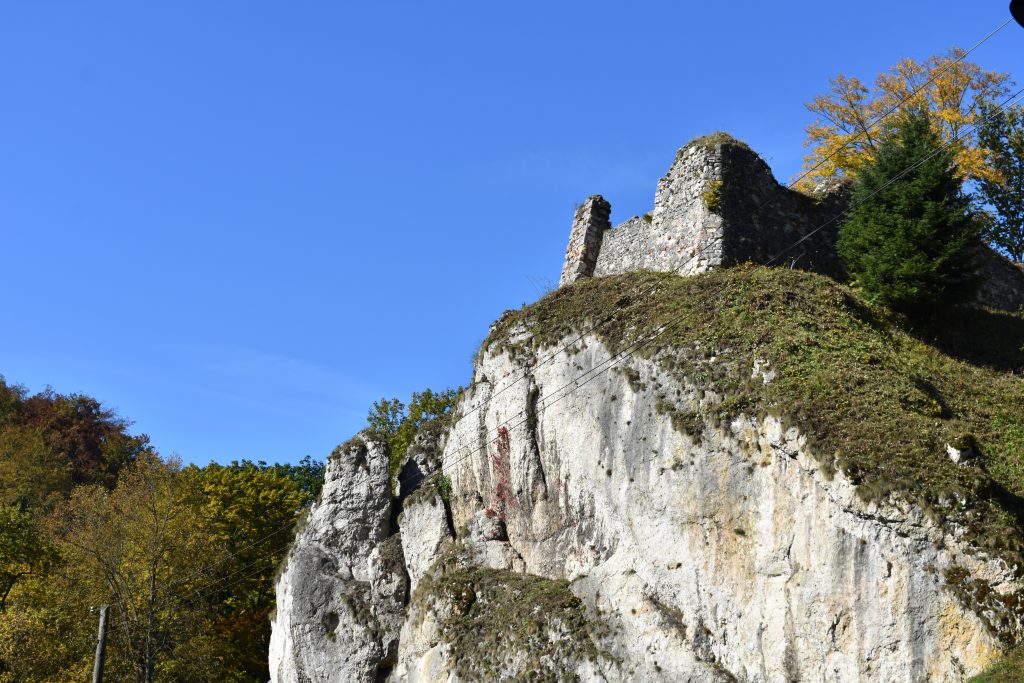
[789,18,1013,191]
[398,97,1023,493]
[163,85,1024,622]
[144,86,1024,631]
[392,17,1016,492]
[109,23,1021,609]
[408,86,1024,496]
[768,86,1024,268]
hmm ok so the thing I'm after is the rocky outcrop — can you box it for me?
[271,276,1024,682]
[398,487,452,592]
[389,334,1011,682]
[269,436,407,683]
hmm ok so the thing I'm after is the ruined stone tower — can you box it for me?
[559,196,611,287]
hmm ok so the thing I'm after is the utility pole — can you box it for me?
[91,604,110,683]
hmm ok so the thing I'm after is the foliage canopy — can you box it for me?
[800,48,1011,188]
[0,381,324,683]
[366,388,459,476]
[0,378,152,510]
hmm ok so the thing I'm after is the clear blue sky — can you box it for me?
[2,2,1021,465]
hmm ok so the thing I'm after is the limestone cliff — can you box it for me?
[271,265,1024,682]
[269,437,407,683]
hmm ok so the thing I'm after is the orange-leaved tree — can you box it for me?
[799,48,1012,189]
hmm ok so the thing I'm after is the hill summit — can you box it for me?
[270,139,1024,682]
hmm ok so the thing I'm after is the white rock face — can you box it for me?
[273,331,1017,682]
[269,437,406,683]
[398,489,452,592]
[408,333,1015,682]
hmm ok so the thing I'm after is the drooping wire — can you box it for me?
[392,17,1017,493]
[128,25,1022,611]
[407,86,1024,498]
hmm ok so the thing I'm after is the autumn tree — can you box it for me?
[0,566,95,682]
[50,455,228,682]
[186,460,314,682]
[0,380,157,681]
[0,378,152,510]
[838,110,979,312]
[800,48,1012,188]
[0,506,53,612]
[975,102,1024,262]
[0,376,325,681]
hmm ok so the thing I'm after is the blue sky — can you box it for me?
[2,2,1021,465]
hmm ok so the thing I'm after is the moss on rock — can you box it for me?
[413,548,608,681]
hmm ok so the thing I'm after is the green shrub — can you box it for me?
[703,180,724,213]
[365,388,460,478]
[436,474,452,502]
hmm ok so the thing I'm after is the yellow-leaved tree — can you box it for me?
[799,48,1012,189]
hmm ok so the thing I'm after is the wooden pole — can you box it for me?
[91,604,110,683]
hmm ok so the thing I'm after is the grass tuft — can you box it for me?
[685,131,753,153]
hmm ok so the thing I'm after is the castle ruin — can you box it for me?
[559,134,1024,312]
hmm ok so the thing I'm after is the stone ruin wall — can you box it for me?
[595,142,727,278]
[560,135,1024,312]
[558,196,611,287]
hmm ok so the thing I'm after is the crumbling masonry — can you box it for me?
[559,133,1024,312]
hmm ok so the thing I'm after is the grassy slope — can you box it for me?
[486,266,1024,641]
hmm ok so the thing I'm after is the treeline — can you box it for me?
[0,378,324,682]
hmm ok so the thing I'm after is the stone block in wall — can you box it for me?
[593,215,652,278]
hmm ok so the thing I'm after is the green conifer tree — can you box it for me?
[837,109,979,312]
